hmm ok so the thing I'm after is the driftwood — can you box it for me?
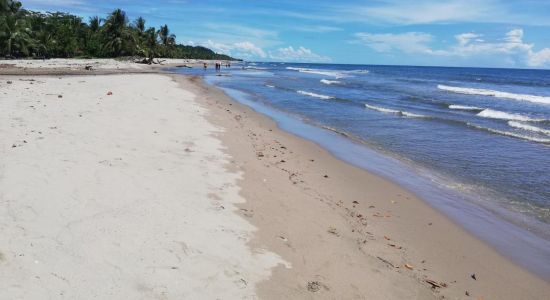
[135,58,166,65]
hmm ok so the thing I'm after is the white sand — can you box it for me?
[1,58,144,70]
[1,58,232,71]
[0,74,286,299]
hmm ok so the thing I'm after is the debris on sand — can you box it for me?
[388,243,402,250]
[377,256,397,268]
[307,281,328,292]
[327,227,339,236]
[425,279,447,289]
[107,91,113,96]
[307,281,321,292]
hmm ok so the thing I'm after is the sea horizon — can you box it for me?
[244,61,550,72]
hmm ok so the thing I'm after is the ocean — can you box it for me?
[173,63,550,278]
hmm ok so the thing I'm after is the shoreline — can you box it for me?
[172,74,550,298]
[1,61,548,298]
[192,70,550,279]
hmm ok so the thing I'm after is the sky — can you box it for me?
[22,0,550,68]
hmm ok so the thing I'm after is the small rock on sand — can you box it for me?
[307,281,321,292]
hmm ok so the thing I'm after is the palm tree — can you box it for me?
[134,16,145,33]
[0,13,32,56]
[0,0,21,15]
[101,9,133,56]
[158,24,176,46]
[89,15,101,32]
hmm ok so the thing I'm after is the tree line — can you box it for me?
[0,0,235,62]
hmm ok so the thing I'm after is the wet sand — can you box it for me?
[1,60,548,299]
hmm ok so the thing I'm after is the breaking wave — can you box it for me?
[287,67,368,79]
[287,67,346,78]
[320,79,341,85]
[477,109,546,122]
[297,90,335,100]
[364,104,427,118]
[508,121,550,136]
[467,123,550,144]
[449,104,484,111]
[438,84,550,105]
[244,66,268,70]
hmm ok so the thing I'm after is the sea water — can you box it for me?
[173,63,550,278]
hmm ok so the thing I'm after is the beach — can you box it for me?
[1,60,549,299]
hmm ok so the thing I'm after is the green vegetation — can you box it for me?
[0,0,235,62]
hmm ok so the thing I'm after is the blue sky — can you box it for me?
[23,0,550,68]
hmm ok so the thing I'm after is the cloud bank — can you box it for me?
[355,28,550,67]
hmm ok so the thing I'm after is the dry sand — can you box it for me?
[0,74,286,299]
[1,60,549,299]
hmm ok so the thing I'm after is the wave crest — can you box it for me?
[287,67,369,79]
[364,104,427,118]
[468,123,550,144]
[448,104,484,111]
[508,121,550,136]
[438,84,550,105]
[297,90,334,100]
[287,67,345,78]
[320,79,341,85]
[477,109,546,122]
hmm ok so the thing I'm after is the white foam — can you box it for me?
[265,84,275,88]
[287,67,346,79]
[477,109,545,122]
[438,84,550,105]
[244,66,268,70]
[297,90,334,100]
[508,121,550,136]
[449,104,483,111]
[468,123,550,143]
[347,69,370,74]
[320,79,341,85]
[364,104,426,118]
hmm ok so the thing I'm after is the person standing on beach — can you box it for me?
[203,62,207,70]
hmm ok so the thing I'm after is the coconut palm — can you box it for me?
[0,1,236,60]
[134,16,145,33]
[136,27,157,64]
[102,9,133,56]
[89,15,101,32]
[0,13,32,56]
[158,24,176,46]
[1,0,21,15]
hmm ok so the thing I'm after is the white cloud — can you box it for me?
[455,33,483,46]
[528,49,550,67]
[331,0,550,26]
[354,28,550,68]
[351,0,491,25]
[294,25,343,33]
[202,40,267,59]
[354,32,436,54]
[192,41,331,63]
[268,46,331,63]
